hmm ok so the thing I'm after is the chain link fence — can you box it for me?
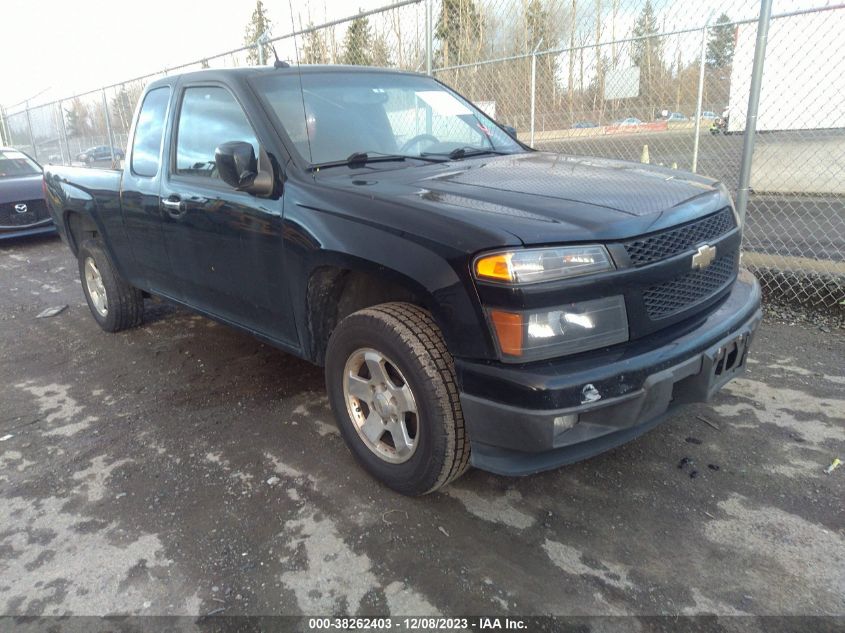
[1,0,842,308]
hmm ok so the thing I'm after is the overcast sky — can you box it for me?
[0,0,389,109]
[0,0,829,111]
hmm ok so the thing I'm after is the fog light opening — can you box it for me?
[553,414,579,436]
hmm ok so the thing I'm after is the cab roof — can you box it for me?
[146,64,422,91]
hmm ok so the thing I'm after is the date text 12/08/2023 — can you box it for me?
[306,617,528,630]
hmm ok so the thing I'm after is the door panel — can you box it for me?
[160,84,296,344]
[120,86,180,296]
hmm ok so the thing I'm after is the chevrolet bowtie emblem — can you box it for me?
[692,244,716,270]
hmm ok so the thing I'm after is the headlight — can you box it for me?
[474,245,614,284]
[488,296,628,361]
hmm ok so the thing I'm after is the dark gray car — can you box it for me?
[0,147,54,239]
[76,145,125,164]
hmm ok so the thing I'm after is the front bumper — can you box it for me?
[0,221,57,240]
[456,269,762,476]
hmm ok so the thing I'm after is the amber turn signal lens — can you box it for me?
[489,310,523,357]
[475,253,513,282]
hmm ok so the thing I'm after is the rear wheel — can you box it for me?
[325,302,470,495]
[78,239,144,332]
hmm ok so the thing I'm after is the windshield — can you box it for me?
[250,71,521,166]
[0,149,41,178]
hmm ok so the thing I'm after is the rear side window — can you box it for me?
[131,87,170,177]
[175,86,257,178]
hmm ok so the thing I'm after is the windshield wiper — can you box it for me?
[311,152,405,170]
[422,147,509,160]
[311,151,446,171]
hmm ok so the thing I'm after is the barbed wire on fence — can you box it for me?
[1,0,842,308]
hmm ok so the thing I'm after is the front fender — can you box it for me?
[283,206,495,362]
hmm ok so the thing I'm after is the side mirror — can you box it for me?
[215,141,274,197]
[502,125,518,140]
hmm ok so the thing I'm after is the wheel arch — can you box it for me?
[304,257,441,365]
[64,209,100,256]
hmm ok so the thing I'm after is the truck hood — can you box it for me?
[0,174,43,205]
[319,152,728,246]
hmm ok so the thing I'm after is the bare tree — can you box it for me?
[301,23,330,64]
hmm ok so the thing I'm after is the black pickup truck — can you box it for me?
[44,66,761,495]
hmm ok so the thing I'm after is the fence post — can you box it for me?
[102,90,117,165]
[425,0,433,75]
[258,30,274,66]
[529,39,543,147]
[0,105,8,146]
[735,0,774,228]
[58,100,71,164]
[530,53,537,146]
[24,102,37,160]
[691,23,708,173]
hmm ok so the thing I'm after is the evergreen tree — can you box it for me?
[244,1,273,66]
[301,24,330,64]
[631,0,664,96]
[524,0,558,108]
[65,99,91,138]
[341,15,373,66]
[525,0,549,51]
[435,0,482,67]
[706,13,735,69]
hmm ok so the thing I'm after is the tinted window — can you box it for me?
[131,87,170,177]
[175,87,257,178]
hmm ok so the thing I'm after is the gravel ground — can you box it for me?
[1,234,843,624]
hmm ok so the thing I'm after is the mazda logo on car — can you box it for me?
[14,203,28,214]
[691,244,716,269]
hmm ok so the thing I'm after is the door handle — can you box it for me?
[161,197,186,216]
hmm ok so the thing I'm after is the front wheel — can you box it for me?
[78,239,144,332]
[325,302,470,495]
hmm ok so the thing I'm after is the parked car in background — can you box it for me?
[701,111,718,119]
[44,66,761,495]
[0,147,54,240]
[667,112,688,121]
[614,117,642,127]
[571,121,599,129]
[75,146,125,164]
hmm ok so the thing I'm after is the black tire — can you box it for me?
[77,238,144,332]
[325,302,471,495]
